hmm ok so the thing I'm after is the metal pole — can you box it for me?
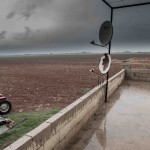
[102,0,112,9]
[105,8,113,102]
[113,2,150,9]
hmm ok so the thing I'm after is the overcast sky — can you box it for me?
[0,0,150,54]
[112,4,150,52]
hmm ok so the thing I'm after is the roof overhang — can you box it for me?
[102,0,150,9]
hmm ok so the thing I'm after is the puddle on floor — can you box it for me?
[66,80,150,150]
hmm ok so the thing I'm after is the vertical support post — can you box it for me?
[105,8,113,102]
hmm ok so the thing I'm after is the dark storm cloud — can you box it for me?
[24,26,32,39]
[12,26,33,41]
[6,11,15,19]
[6,0,41,20]
[3,0,99,47]
[11,23,93,46]
[0,0,111,55]
[6,0,92,22]
[0,31,7,39]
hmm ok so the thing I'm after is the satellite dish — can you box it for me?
[99,21,113,46]
[99,53,111,74]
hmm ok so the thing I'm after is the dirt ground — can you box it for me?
[0,53,149,112]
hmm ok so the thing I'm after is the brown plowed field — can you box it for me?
[0,53,149,112]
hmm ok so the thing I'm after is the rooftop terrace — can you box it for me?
[66,80,150,150]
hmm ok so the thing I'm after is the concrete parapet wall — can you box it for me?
[121,63,150,70]
[108,69,125,97]
[4,69,125,150]
[126,69,150,81]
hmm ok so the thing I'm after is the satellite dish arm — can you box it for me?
[90,41,106,47]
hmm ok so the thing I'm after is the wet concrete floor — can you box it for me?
[66,80,150,150]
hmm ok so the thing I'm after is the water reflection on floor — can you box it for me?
[66,80,150,150]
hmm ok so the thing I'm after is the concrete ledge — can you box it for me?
[126,69,150,81]
[108,69,125,98]
[121,63,150,70]
[4,69,125,150]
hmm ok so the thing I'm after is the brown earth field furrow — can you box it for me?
[0,53,149,112]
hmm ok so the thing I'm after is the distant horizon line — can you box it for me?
[0,51,150,57]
